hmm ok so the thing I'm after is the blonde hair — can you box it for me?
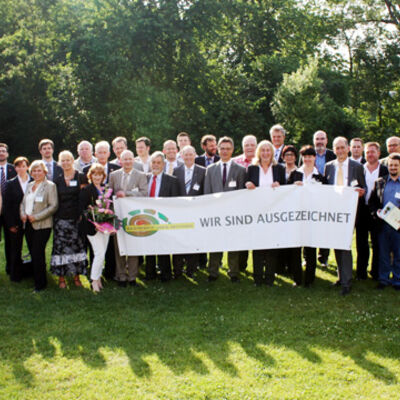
[252,140,277,166]
[29,160,48,175]
[58,150,74,162]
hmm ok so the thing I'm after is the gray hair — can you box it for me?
[269,124,286,137]
[150,151,165,163]
[77,140,93,152]
[95,140,110,152]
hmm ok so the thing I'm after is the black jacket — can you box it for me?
[246,164,286,187]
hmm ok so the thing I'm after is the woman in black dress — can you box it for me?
[50,150,87,288]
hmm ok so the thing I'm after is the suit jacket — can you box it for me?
[324,158,367,190]
[204,160,246,194]
[173,164,206,196]
[368,175,399,232]
[73,157,97,173]
[109,168,148,197]
[195,154,220,167]
[4,176,32,227]
[246,164,286,187]
[3,163,17,181]
[79,183,101,236]
[146,173,180,197]
[20,179,58,230]
[43,160,63,182]
[82,162,121,184]
[287,169,326,185]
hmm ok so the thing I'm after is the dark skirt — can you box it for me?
[50,219,87,276]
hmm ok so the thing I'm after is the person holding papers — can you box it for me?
[50,151,87,288]
[324,136,366,296]
[204,136,246,283]
[245,140,286,287]
[369,153,400,290]
[287,145,326,287]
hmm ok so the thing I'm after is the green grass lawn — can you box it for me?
[1,238,400,399]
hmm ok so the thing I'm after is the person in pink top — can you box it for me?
[233,135,257,168]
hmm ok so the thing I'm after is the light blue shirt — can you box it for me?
[383,176,400,208]
[315,151,327,174]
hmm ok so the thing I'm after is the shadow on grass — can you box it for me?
[1,269,399,387]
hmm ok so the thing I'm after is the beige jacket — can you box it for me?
[20,179,58,230]
[108,168,148,197]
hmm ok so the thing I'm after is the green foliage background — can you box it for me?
[1,0,399,158]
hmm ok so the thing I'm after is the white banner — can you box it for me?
[115,185,358,256]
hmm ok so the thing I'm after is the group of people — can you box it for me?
[0,128,399,296]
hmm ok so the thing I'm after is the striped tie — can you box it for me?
[0,166,5,195]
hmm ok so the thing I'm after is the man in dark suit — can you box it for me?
[350,138,366,164]
[270,124,286,163]
[195,134,220,167]
[111,136,143,171]
[204,136,246,282]
[369,153,400,289]
[355,142,388,280]
[0,143,17,274]
[309,130,337,266]
[324,136,367,295]
[173,145,206,277]
[83,141,121,280]
[145,151,180,282]
[38,139,63,181]
[195,134,220,269]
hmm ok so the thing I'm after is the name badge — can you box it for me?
[35,196,44,203]
[69,180,78,187]
[351,179,358,187]
[395,192,400,200]
[193,183,200,191]
[228,181,237,188]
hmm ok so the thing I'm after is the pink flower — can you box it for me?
[98,208,105,213]
[104,188,113,199]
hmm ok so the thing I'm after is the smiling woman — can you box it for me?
[20,160,58,292]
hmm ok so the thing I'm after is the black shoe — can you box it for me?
[186,271,194,278]
[173,274,182,280]
[393,286,400,291]
[144,275,156,281]
[230,276,239,283]
[208,276,218,282]
[376,283,387,290]
[331,280,341,287]
[341,287,351,296]
[118,281,127,287]
[198,264,207,270]
[356,276,367,281]
[129,280,137,287]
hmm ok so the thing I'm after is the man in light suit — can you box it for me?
[324,136,367,295]
[73,140,97,172]
[111,136,143,171]
[109,150,148,286]
[38,139,63,181]
[204,136,246,282]
[173,145,206,277]
[380,136,400,166]
[145,151,180,282]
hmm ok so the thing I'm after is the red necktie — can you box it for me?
[150,175,157,197]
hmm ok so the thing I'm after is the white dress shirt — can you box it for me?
[364,163,380,204]
[259,165,273,187]
[18,176,29,194]
[220,159,233,179]
[148,173,163,197]
[298,166,319,183]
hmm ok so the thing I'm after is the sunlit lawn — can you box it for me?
[1,236,400,399]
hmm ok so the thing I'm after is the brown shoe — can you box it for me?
[59,277,66,289]
[73,275,82,287]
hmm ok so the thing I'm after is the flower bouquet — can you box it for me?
[86,187,120,234]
